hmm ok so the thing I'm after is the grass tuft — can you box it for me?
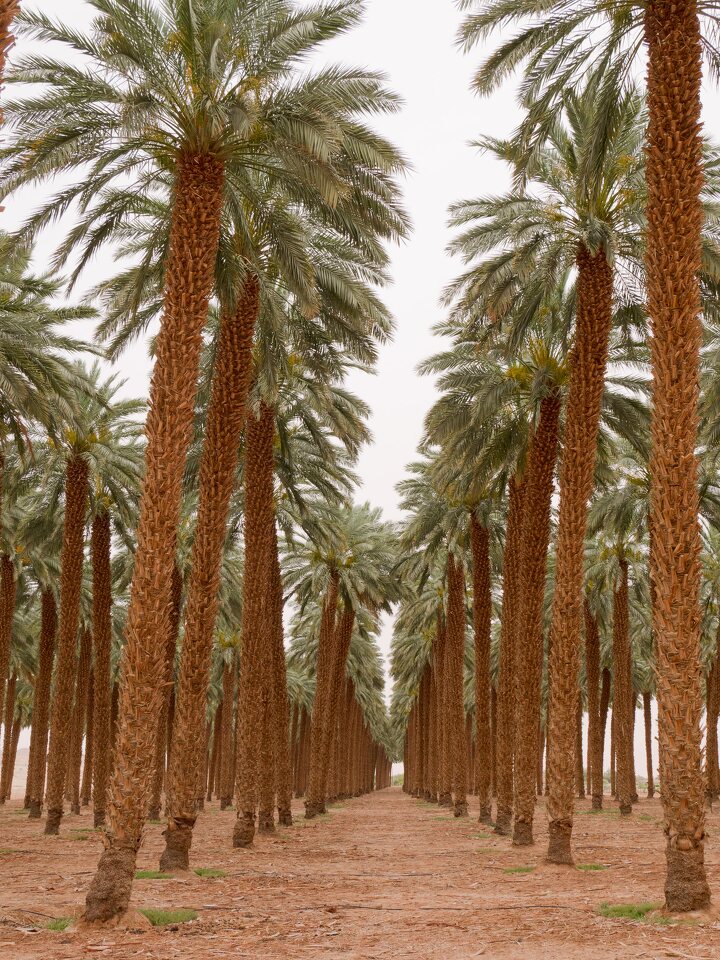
[140,908,198,927]
[504,866,534,875]
[598,902,662,921]
[46,917,73,931]
[577,863,607,871]
[135,870,173,880]
[194,867,226,878]
[636,814,655,823]
[471,832,492,840]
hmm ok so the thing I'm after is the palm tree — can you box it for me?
[1,0,404,919]
[0,235,90,731]
[459,0,717,908]
[0,1,19,125]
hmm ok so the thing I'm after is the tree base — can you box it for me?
[479,805,493,825]
[220,797,232,811]
[547,818,573,864]
[258,809,275,834]
[83,841,137,923]
[94,810,106,828]
[71,802,80,815]
[232,811,255,848]
[278,807,293,827]
[494,808,511,836]
[665,840,711,912]
[619,802,632,816]
[304,799,326,820]
[438,792,452,808]
[159,817,194,872]
[512,819,534,846]
[45,807,63,835]
[28,800,42,819]
[591,795,602,810]
[148,807,160,822]
[453,800,468,818]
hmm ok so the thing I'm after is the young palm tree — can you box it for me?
[459,0,718,908]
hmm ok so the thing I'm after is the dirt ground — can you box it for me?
[2,788,720,959]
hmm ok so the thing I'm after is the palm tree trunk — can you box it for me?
[84,153,225,923]
[28,590,57,818]
[0,1,19,127]
[0,672,16,800]
[706,640,720,800]
[644,0,709,912]
[446,552,468,817]
[233,401,277,847]
[257,689,276,833]
[512,392,561,844]
[575,695,585,799]
[584,601,603,809]
[305,570,340,819]
[68,627,92,815]
[91,509,112,827]
[81,671,94,807]
[0,554,16,754]
[161,281,257,870]
[2,712,20,800]
[269,525,293,826]
[643,691,654,799]
[219,659,235,808]
[207,702,222,801]
[546,244,613,864]
[45,454,89,836]
[613,557,633,816]
[495,475,525,835]
[470,514,492,823]
[319,605,355,803]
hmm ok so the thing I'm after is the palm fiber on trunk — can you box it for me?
[546,245,613,864]
[28,590,57,818]
[233,401,276,847]
[471,514,492,823]
[161,280,257,870]
[512,393,561,844]
[446,553,468,817]
[83,153,225,923]
[45,454,89,836]
[91,510,113,827]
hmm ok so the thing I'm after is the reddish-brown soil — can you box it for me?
[2,789,720,958]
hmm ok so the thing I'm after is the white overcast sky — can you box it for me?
[8,2,720,703]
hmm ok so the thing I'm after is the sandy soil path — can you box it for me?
[2,787,720,958]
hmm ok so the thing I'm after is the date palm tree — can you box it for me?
[459,0,720,907]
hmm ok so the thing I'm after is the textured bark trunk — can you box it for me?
[257,689,275,834]
[84,153,225,923]
[643,691,655,799]
[91,510,112,827]
[425,664,437,802]
[161,281,257,870]
[495,476,525,835]
[305,571,340,818]
[446,553,468,817]
[45,455,89,836]
[28,590,57,818]
[575,695,585,799]
[537,724,544,797]
[645,0,710,913]
[0,672,16,800]
[512,393,561,845]
[270,526,293,827]
[470,515,492,823]
[599,667,611,801]
[233,401,276,847]
[0,554,16,758]
[490,684,497,798]
[68,628,92,815]
[2,712,20,800]
[546,245,613,864]
[207,702,221,801]
[584,601,603,809]
[81,672,95,807]
[613,558,633,815]
[320,605,355,804]
[219,660,235,808]
[706,641,720,800]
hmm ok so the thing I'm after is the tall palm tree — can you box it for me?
[459,0,718,908]
[1,0,403,919]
